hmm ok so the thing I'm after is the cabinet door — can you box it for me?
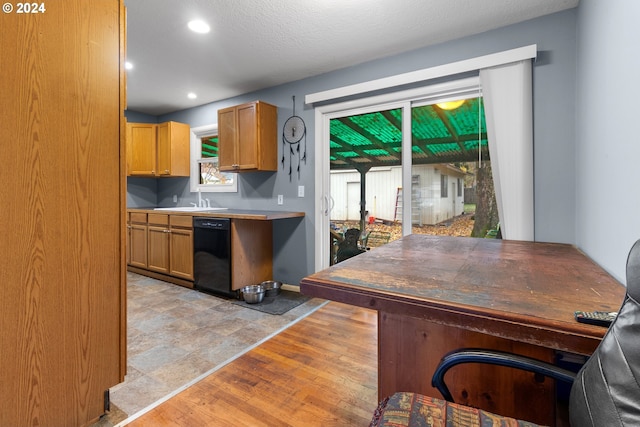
[236,102,258,169]
[156,122,171,175]
[218,106,238,170]
[256,102,278,171]
[230,219,273,290]
[170,228,194,280]
[147,226,170,273]
[127,123,157,175]
[161,121,191,176]
[129,223,148,268]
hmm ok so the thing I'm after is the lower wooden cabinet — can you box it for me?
[128,212,194,285]
[126,210,284,291]
[148,223,170,274]
[169,215,194,280]
[129,212,148,269]
[231,219,272,290]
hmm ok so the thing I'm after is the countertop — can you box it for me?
[127,207,304,221]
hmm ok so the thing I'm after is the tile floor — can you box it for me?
[101,272,325,425]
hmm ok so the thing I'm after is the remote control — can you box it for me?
[574,311,617,327]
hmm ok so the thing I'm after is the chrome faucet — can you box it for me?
[197,189,209,207]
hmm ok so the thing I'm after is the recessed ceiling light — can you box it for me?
[125,61,133,70]
[188,20,210,34]
[187,92,197,99]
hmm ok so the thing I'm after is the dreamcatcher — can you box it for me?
[281,96,307,181]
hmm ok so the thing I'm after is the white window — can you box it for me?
[190,124,238,193]
[441,174,448,198]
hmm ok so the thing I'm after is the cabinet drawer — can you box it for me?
[130,212,147,224]
[148,213,169,226]
[170,215,193,228]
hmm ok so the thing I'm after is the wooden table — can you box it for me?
[300,235,624,425]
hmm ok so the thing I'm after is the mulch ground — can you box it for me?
[332,212,475,242]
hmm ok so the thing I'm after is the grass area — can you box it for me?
[464,203,476,214]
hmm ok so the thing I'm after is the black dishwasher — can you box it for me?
[193,217,235,297]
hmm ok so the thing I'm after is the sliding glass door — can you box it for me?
[409,98,488,236]
[315,77,495,270]
[328,106,406,265]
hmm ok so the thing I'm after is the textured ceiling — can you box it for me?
[125,0,579,116]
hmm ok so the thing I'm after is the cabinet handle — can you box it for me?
[151,170,155,174]
[164,169,169,174]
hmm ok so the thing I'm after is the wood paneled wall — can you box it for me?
[0,1,125,426]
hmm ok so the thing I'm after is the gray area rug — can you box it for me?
[232,290,311,315]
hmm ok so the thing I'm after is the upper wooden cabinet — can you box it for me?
[157,121,190,176]
[218,101,278,172]
[126,121,190,177]
[127,123,156,175]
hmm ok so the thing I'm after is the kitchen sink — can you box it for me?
[153,207,228,212]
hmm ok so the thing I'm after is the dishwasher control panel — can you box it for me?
[193,217,230,230]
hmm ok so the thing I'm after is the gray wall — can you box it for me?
[575,0,640,284]
[127,5,638,285]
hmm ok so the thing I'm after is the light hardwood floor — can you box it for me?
[125,302,379,426]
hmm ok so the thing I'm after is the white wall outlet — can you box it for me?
[298,185,304,197]
[172,194,178,203]
[277,195,284,205]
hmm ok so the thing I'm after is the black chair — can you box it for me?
[370,239,640,426]
[336,228,365,263]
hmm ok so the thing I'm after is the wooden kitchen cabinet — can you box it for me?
[126,121,190,177]
[129,212,148,269]
[147,213,170,274]
[125,209,304,291]
[231,219,273,290]
[126,122,156,175]
[134,212,194,283]
[218,101,278,172]
[169,215,194,280]
[157,121,191,176]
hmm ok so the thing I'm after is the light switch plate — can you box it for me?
[277,195,284,205]
[298,185,304,197]
[172,195,178,203]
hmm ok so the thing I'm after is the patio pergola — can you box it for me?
[329,97,488,231]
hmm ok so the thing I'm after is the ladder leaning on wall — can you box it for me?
[394,183,422,225]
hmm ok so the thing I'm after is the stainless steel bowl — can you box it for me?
[261,280,282,297]
[241,285,265,304]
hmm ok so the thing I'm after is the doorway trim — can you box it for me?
[308,46,537,272]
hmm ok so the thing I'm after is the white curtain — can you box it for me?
[480,60,534,241]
